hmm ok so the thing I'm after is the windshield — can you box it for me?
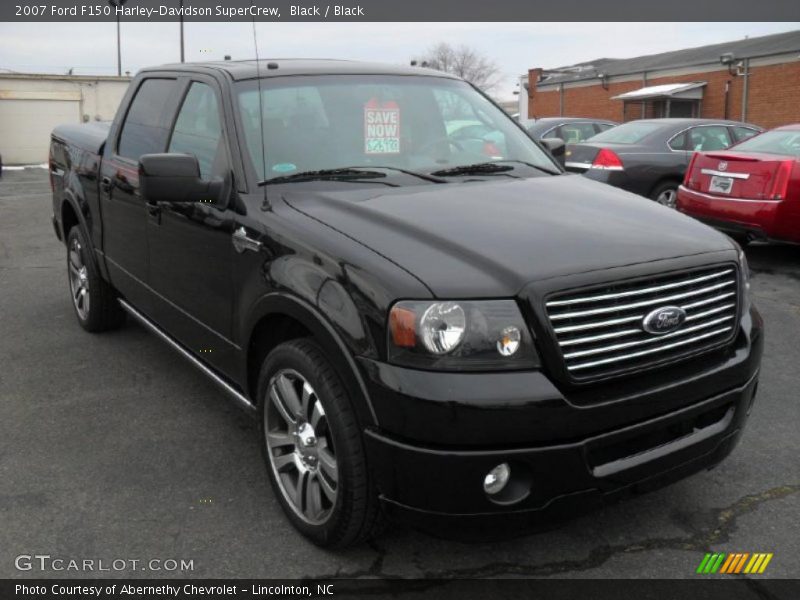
[586,121,663,144]
[236,75,557,182]
[732,130,800,158]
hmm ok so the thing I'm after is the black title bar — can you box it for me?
[4,0,800,22]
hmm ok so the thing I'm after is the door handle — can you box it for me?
[100,176,113,193]
[232,227,262,253]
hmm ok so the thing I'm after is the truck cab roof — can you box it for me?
[139,59,458,81]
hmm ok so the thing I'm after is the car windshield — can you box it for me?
[732,130,800,158]
[586,121,663,144]
[236,75,557,182]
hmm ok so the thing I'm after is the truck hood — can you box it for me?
[282,175,733,297]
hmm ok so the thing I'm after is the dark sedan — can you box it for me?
[524,117,618,143]
[565,118,762,207]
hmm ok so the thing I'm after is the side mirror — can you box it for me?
[139,154,222,204]
[541,137,566,168]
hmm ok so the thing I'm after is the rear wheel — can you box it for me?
[651,181,679,209]
[257,338,382,548]
[66,226,125,332]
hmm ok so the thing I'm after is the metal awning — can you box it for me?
[612,82,707,101]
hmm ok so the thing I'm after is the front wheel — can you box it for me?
[257,338,382,548]
[66,226,125,332]
[651,181,679,209]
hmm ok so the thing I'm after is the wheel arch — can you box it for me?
[59,187,91,247]
[244,293,379,428]
[649,175,683,198]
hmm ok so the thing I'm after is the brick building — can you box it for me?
[526,30,800,129]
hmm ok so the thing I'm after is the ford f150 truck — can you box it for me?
[50,59,763,548]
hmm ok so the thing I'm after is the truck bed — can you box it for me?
[52,121,111,155]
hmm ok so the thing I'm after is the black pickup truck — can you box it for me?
[50,59,763,548]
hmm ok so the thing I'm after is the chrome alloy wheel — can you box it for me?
[656,188,677,209]
[68,237,90,320]
[265,369,338,525]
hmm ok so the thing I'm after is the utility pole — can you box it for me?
[179,0,185,62]
[107,0,127,76]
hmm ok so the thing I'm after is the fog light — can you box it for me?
[483,462,511,495]
[496,326,521,356]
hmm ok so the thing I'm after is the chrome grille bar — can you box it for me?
[546,268,734,307]
[553,291,737,334]
[544,264,740,381]
[560,304,736,347]
[563,316,734,359]
[568,327,733,371]
[549,279,735,320]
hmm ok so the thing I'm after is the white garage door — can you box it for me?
[0,97,81,165]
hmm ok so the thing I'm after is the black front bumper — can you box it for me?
[358,306,763,532]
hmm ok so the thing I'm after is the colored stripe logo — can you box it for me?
[696,552,773,574]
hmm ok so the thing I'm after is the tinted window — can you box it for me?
[595,123,616,133]
[557,122,598,143]
[168,82,224,179]
[117,78,175,160]
[732,126,760,143]
[668,131,688,151]
[732,130,800,157]
[687,126,731,151]
[587,122,663,144]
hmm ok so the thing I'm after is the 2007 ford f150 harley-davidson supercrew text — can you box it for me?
[49,59,763,548]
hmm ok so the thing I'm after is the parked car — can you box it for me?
[525,117,618,143]
[677,124,800,245]
[49,60,762,548]
[565,119,762,207]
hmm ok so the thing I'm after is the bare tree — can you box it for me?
[417,43,502,92]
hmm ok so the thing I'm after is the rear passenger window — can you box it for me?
[117,79,176,161]
[168,82,223,179]
[732,126,759,143]
[669,132,688,151]
[558,123,598,143]
[686,126,732,151]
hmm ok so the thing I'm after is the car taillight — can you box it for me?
[591,148,624,171]
[684,152,700,189]
[770,160,793,200]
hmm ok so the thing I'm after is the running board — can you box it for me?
[118,299,256,414]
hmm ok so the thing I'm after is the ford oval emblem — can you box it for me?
[642,306,686,335]
[718,161,728,171]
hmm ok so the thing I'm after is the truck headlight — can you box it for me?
[387,300,539,371]
[419,302,466,354]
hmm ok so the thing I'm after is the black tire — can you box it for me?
[728,233,751,247]
[650,181,679,209]
[66,226,125,332]
[257,338,382,548]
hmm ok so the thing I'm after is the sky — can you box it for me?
[1,21,798,100]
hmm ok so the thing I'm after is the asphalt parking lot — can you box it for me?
[1,168,799,581]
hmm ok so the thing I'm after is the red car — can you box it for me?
[677,124,800,245]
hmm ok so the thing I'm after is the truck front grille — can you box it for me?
[545,265,739,381]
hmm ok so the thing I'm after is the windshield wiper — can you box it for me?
[491,159,561,175]
[430,162,517,177]
[258,168,388,186]
[348,165,448,184]
[431,160,560,177]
